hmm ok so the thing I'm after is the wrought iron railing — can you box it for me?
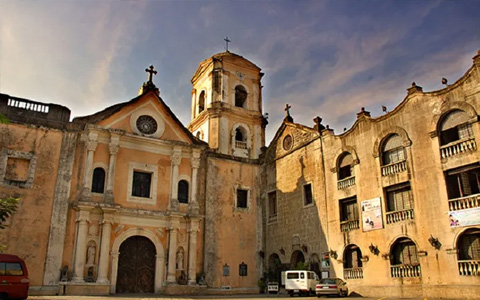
[386,208,414,224]
[440,138,476,159]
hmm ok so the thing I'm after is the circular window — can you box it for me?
[136,115,158,135]
[283,135,293,151]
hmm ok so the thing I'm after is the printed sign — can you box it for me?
[449,207,480,227]
[361,197,384,231]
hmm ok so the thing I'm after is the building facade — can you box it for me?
[0,50,479,298]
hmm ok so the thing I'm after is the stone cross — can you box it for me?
[224,37,231,51]
[285,104,292,116]
[145,65,157,83]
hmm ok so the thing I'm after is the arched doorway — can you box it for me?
[268,253,283,283]
[116,236,156,293]
[290,250,305,269]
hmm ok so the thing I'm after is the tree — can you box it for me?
[0,113,9,124]
[0,197,19,229]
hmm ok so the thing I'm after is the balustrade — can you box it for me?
[440,138,476,159]
[381,160,407,176]
[458,260,480,276]
[340,219,359,232]
[344,267,363,279]
[390,264,421,278]
[235,140,247,149]
[386,209,414,224]
[337,176,355,190]
[448,193,480,211]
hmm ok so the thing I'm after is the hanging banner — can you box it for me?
[449,207,480,227]
[361,197,384,231]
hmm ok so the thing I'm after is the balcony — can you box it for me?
[391,264,421,278]
[381,160,407,176]
[458,260,480,276]
[344,267,363,279]
[386,208,414,224]
[340,219,359,232]
[235,140,247,149]
[440,138,476,159]
[448,193,480,211]
[338,176,355,190]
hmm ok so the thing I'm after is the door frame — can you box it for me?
[110,228,165,293]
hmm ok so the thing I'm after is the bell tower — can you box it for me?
[188,51,267,159]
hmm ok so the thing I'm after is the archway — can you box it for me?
[116,236,156,293]
[268,253,283,283]
[290,250,305,269]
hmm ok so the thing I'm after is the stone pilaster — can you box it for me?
[109,251,119,294]
[189,150,201,215]
[96,210,115,284]
[105,134,120,204]
[72,207,91,282]
[188,219,200,285]
[82,132,98,200]
[169,147,182,211]
[166,217,180,283]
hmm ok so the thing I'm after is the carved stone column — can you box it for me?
[167,225,179,283]
[189,150,201,215]
[72,208,91,282]
[109,251,119,294]
[82,132,98,200]
[188,219,200,285]
[169,147,182,211]
[105,134,120,204]
[96,210,115,284]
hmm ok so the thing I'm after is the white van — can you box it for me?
[284,270,319,296]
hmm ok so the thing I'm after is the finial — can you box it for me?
[411,82,417,87]
[224,37,231,52]
[442,78,448,86]
[284,103,293,122]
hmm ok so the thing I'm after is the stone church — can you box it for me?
[0,50,479,299]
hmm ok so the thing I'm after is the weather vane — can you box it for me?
[224,37,231,51]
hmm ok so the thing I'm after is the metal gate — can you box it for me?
[116,235,156,293]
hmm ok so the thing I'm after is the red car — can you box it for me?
[0,254,29,300]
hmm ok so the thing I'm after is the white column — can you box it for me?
[188,219,199,285]
[82,132,98,199]
[169,147,182,211]
[110,251,119,294]
[189,150,201,214]
[154,254,165,292]
[72,208,91,282]
[97,211,115,284]
[167,227,178,283]
[105,134,120,204]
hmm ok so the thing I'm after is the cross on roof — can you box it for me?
[224,37,231,51]
[145,65,157,83]
[285,103,292,116]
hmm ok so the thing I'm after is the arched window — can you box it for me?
[457,228,480,261]
[338,152,354,180]
[439,109,472,145]
[235,128,244,142]
[235,85,247,108]
[381,134,405,165]
[344,245,362,269]
[198,91,205,113]
[391,238,419,266]
[234,127,248,150]
[91,167,105,193]
[178,180,189,204]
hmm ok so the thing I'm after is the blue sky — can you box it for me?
[1,0,479,143]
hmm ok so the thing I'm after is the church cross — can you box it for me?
[224,37,231,51]
[285,103,292,116]
[145,65,157,83]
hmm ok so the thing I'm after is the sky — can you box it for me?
[1,0,479,144]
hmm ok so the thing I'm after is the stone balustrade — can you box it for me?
[440,138,476,159]
[448,193,480,211]
[386,208,414,224]
[381,160,407,176]
[458,260,480,276]
[338,176,355,190]
[235,141,248,149]
[391,264,421,278]
[340,219,359,232]
[344,267,363,279]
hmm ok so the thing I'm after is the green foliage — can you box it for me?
[0,197,19,229]
[0,114,9,124]
[294,261,309,270]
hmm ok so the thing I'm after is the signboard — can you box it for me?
[449,207,480,227]
[361,197,384,231]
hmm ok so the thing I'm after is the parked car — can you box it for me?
[285,270,319,296]
[0,254,29,300]
[315,278,348,297]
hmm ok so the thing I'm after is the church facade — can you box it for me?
[0,50,479,299]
